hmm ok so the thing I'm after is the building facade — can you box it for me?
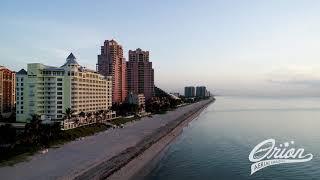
[127,48,154,100]
[196,86,207,97]
[0,66,16,117]
[184,86,195,97]
[97,40,127,103]
[16,53,113,122]
[16,69,27,120]
[127,92,146,113]
[127,92,145,107]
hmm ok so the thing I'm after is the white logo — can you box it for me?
[249,139,313,175]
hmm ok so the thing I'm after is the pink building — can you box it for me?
[97,40,127,103]
[127,48,154,100]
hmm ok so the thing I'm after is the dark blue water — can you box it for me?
[144,96,320,180]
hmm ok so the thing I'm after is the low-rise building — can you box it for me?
[169,93,181,100]
[171,92,180,97]
[127,92,145,112]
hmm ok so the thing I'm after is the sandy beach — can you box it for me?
[108,100,211,180]
[0,99,213,180]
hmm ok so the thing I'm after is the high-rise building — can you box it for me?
[196,86,207,97]
[0,66,16,116]
[184,86,195,97]
[97,40,127,103]
[16,53,113,122]
[127,48,154,100]
[16,69,27,120]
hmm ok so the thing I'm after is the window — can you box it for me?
[57,78,62,81]
[57,92,62,95]
[57,101,62,104]
[57,83,62,86]
[57,106,62,109]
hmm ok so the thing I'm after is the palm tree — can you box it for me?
[64,108,74,121]
[24,114,42,145]
[79,111,86,118]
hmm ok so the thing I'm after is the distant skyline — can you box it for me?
[1,0,320,96]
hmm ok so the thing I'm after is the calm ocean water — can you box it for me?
[144,96,320,180]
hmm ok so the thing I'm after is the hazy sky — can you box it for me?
[1,0,320,96]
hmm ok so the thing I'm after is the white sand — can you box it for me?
[108,102,209,180]
[0,100,212,180]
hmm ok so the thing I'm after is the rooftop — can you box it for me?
[61,53,79,67]
[17,69,27,75]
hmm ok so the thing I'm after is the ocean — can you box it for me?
[144,96,320,180]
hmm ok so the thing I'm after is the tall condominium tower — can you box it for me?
[97,40,127,103]
[127,48,154,100]
[184,86,195,97]
[196,86,207,97]
[16,53,113,122]
[0,66,16,116]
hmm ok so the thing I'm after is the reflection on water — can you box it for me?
[144,96,320,180]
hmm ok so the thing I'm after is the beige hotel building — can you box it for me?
[16,53,114,122]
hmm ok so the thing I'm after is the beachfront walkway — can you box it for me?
[0,100,210,180]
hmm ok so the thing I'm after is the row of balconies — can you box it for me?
[73,107,109,111]
[72,105,108,108]
[71,97,110,100]
[71,96,108,99]
[71,101,108,104]
[71,87,110,90]
[71,84,111,89]
[71,93,110,96]
[72,79,108,84]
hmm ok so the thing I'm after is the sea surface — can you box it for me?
[144,96,320,180]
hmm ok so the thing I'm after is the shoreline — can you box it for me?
[109,100,211,180]
[0,99,214,180]
[74,99,214,180]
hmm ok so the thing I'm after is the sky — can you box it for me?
[1,0,320,96]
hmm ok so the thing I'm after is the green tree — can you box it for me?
[79,111,86,118]
[0,124,16,145]
[64,108,75,120]
[23,114,42,145]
